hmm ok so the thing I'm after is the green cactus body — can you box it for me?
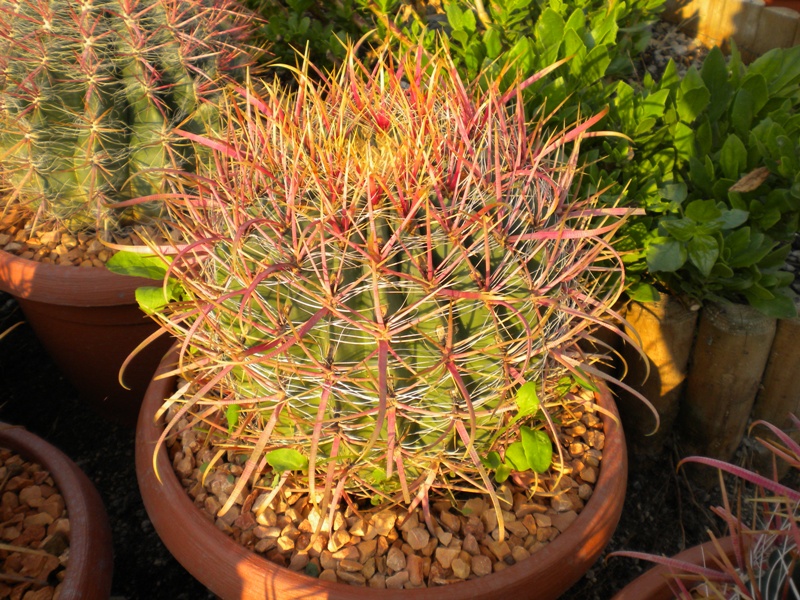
[147,48,627,505]
[0,0,256,233]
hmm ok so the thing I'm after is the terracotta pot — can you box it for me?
[136,349,628,600]
[0,249,172,426]
[0,422,113,599]
[611,536,737,600]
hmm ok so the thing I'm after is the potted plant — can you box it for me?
[126,43,649,597]
[0,422,114,599]
[0,0,260,424]
[611,415,800,598]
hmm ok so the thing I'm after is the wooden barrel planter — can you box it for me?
[617,297,699,457]
[678,302,777,464]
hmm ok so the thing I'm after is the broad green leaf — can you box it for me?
[483,27,503,59]
[534,9,565,64]
[494,463,512,483]
[749,293,798,319]
[676,67,710,123]
[700,47,733,122]
[660,218,697,242]
[659,182,688,205]
[628,282,661,303]
[483,451,503,470]
[685,199,722,222]
[266,448,308,473]
[718,209,749,230]
[720,134,748,180]
[515,382,540,417]
[582,44,610,83]
[672,121,694,162]
[687,235,719,277]
[505,442,530,471]
[647,238,688,272]
[106,251,169,280]
[134,286,170,314]
[740,73,769,115]
[226,404,240,432]
[520,427,552,474]
[731,89,755,138]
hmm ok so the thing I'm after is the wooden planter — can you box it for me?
[136,349,628,600]
[662,0,800,61]
[679,302,776,463]
[617,297,698,457]
[0,422,114,599]
[0,249,172,426]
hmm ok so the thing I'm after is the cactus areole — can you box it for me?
[0,0,257,234]
[142,47,633,519]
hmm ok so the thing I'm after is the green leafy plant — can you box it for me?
[118,43,645,530]
[612,45,800,317]
[613,415,800,597]
[0,0,260,235]
[243,0,374,70]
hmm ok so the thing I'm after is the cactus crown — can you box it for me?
[140,45,630,518]
[0,0,258,234]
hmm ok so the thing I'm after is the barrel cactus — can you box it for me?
[0,0,259,234]
[132,46,634,522]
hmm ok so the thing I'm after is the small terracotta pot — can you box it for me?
[611,536,737,600]
[0,249,171,426]
[0,422,113,599]
[136,349,628,600]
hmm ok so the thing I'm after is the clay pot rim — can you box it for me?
[611,536,737,600]
[0,422,114,599]
[0,247,156,307]
[137,348,627,599]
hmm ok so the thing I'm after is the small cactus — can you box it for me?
[135,45,633,519]
[0,0,259,234]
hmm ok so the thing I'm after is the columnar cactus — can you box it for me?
[138,46,632,519]
[0,0,258,233]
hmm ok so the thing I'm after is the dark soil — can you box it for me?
[0,291,728,599]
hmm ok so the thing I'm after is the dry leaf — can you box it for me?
[729,166,770,193]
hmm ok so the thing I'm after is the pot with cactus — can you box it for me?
[128,44,645,598]
[0,0,259,423]
[611,415,800,599]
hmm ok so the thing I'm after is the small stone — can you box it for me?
[462,532,480,555]
[406,554,424,586]
[371,510,397,537]
[451,557,470,579]
[319,568,338,582]
[463,515,485,539]
[406,527,430,551]
[511,545,530,563]
[551,510,578,533]
[439,510,460,533]
[522,514,537,536]
[581,413,601,428]
[398,512,419,533]
[288,552,310,571]
[504,520,529,538]
[471,554,492,577]
[435,527,452,547]
[386,546,406,571]
[435,546,460,569]
[533,513,552,528]
[327,528,351,553]
[486,540,511,562]
[320,551,337,571]
[585,430,605,449]
[481,508,498,534]
[369,573,387,588]
[23,512,53,528]
[331,546,359,562]
[551,493,574,512]
[357,539,377,562]
[337,570,366,585]
[337,559,363,572]
[462,497,485,516]
[19,486,43,508]
[579,466,597,484]
[578,484,593,501]
[385,570,410,589]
